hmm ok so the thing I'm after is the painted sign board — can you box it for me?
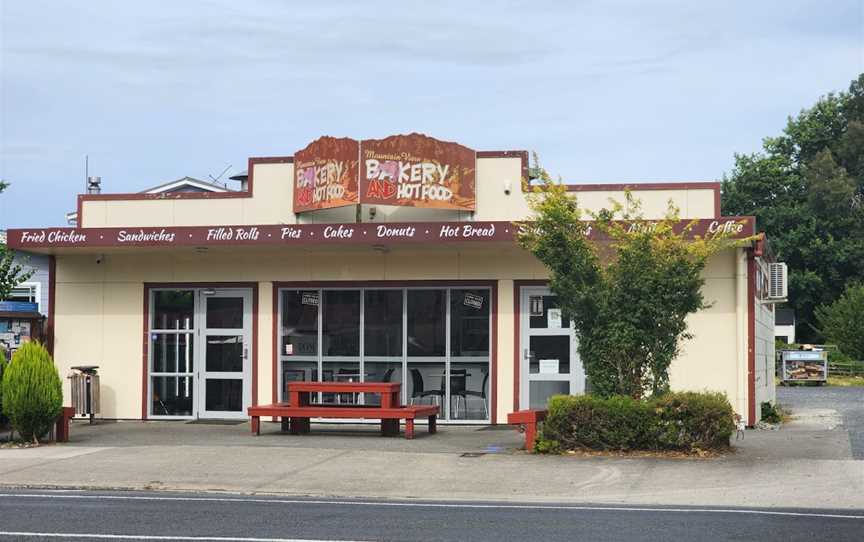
[5,218,755,250]
[0,301,39,313]
[293,136,360,212]
[360,134,476,211]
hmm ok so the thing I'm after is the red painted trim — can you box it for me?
[746,250,757,426]
[47,255,56,355]
[512,279,548,412]
[490,281,498,424]
[563,181,721,192]
[251,283,259,407]
[272,285,279,405]
[141,288,150,420]
[76,156,293,227]
[142,282,258,420]
[272,279,498,422]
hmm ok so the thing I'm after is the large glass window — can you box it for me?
[407,290,446,357]
[278,286,492,421]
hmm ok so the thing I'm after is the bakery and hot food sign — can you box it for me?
[360,134,476,211]
[293,136,360,212]
[292,133,476,213]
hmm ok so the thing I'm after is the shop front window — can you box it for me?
[278,286,492,421]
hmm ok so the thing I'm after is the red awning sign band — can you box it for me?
[7,218,754,250]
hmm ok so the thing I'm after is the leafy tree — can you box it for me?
[815,283,864,360]
[0,247,35,301]
[722,74,864,342]
[519,165,745,399]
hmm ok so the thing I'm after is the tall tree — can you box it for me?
[519,168,742,399]
[722,74,864,342]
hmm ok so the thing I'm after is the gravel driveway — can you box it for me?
[777,385,864,459]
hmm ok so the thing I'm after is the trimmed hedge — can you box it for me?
[536,391,735,453]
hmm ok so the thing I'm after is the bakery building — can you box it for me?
[7,133,778,426]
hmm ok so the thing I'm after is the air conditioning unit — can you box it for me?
[768,262,788,300]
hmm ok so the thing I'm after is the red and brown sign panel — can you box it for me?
[6,218,754,250]
[293,136,360,212]
[360,134,476,211]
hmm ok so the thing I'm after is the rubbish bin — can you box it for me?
[69,366,100,423]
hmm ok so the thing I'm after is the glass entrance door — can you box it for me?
[198,289,252,419]
[519,287,584,410]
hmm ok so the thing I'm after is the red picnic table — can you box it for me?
[248,381,439,439]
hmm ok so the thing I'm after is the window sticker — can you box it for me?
[547,308,562,329]
[529,296,543,316]
[463,292,484,310]
[301,292,319,306]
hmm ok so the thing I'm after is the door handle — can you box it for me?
[243,348,249,360]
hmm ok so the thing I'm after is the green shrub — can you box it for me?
[1,341,63,442]
[760,401,783,424]
[0,347,8,428]
[653,392,735,450]
[536,391,735,453]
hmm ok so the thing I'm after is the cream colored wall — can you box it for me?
[81,155,718,228]
[53,244,747,422]
[669,249,747,419]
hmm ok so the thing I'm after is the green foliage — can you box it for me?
[722,74,864,342]
[816,283,864,360]
[760,401,783,424]
[518,164,745,398]
[0,179,8,194]
[0,348,8,428]
[0,246,35,301]
[1,341,63,442]
[535,391,735,453]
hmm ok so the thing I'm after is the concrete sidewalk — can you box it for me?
[1,407,862,510]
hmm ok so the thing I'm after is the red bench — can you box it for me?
[507,409,547,452]
[248,382,438,439]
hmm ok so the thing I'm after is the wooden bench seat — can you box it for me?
[248,402,439,439]
[507,409,548,452]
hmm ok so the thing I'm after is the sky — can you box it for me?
[0,0,862,228]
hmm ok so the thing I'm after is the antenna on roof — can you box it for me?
[208,164,232,188]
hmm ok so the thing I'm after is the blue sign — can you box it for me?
[0,301,39,313]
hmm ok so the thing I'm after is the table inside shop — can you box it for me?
[248,381,439,439]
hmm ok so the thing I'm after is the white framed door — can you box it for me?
[197,289,253,419]
[519,286,584,410]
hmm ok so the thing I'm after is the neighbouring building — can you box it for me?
[6,133,779,425]
[0,230,51,355]
[775,308,796,344]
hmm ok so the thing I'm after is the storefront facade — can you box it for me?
[7,134,776,425]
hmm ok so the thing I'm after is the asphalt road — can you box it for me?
[0,490,861,542]
[777,385,864,459]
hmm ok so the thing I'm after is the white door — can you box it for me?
[198,289,253,419]
[519,287,585,410]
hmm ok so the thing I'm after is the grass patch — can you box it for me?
[827,375,864,387]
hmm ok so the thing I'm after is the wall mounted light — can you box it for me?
[504,180,512,195]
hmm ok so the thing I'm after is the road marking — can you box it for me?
[0,534,364,542]
[0,492,862,520]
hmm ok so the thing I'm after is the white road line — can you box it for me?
[0,534,364,542]
[0,492,862,520]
